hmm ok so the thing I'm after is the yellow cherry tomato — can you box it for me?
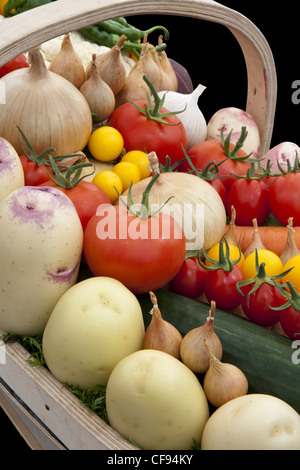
[242,249,283,280]
[206,242,245,270]
[88,126,124,162]
[121,150,151,180]
[113,161,141,191]
[282,254,300,292]
[92,171,123,203]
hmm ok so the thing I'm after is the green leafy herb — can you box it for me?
[66,383,108,424]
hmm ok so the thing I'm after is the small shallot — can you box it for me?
[243,218,266,259]
[114,53,151,108]
[280,218,300,265]
[203,339,249,408]
[156,34,178,91]
[80,54,115,123]
[48,33,85,89]
[180,301,222,374]
[86,35,127,95]
[143,291,182,359]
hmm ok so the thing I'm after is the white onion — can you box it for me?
[0,48,93,156]
[157,85,207,149]
[121,153,227,251]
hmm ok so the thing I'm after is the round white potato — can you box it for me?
[106,349,210,450]
[201,394,300,450]
[0,137,24,202]
[42,277,145,389]
[0,186,83,336]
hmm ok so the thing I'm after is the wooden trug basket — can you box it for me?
[0,0,277,450]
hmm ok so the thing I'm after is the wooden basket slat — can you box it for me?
[0,0,277,156]
[0,331,137,450]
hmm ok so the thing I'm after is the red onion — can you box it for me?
[168,58,194,94]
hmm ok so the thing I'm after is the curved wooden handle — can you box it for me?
[0,0,277,155]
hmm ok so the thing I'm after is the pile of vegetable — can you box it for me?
[0,4,300,451]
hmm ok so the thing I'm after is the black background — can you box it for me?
[1,1,299,451]
[127,2,298,148]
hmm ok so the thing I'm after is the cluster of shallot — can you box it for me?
[143,294,249,409]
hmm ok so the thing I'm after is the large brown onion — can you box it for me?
[0,47,93,156]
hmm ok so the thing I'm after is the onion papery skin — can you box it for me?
[121,172,227,251]
[0,67,93,156]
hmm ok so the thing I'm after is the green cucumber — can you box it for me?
[137,289,300,414]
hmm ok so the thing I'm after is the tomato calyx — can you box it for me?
[275,152,300,176]
[270,281,300,313]
[118,172,173,219]
[45,154,94,189]
[182,147,228,183]
[236,250,293,308]
[220,126,253,162]
[198,239,242,273]
[232,160,269,181]
[18,126,57,168]
[130,75,186,126]
[18,126,86,177]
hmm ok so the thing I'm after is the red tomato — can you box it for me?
[203,265,245,311]
[225,178,270,226]
[238,282,286,327]
[109,99,187,166]
[280,306,300,340]
[40,179,111,230]
[180,138,251,192]
[169,257,207,299]
[209,178,227,206]
[0,54,29,77]
[83,204,186,294]
[268,172,300,225]
[19,155,53,186]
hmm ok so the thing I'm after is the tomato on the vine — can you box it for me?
[17,127,53,186]
[200,240,245,311]
[40,155,111,230]
[83,174,186,294]
[169,255,207,299]
[109,76,187,167]
[179,127,251,192]
[272,281,300,340]
[236,254,289,327]
[268,168,300,226]
[0,54,29,78]
[225,164,270,226]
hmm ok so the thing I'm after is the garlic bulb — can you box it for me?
[157,85,207,149]
[143,291,182,359]
[48,33,85,89]
[80,55,115,123]
[0,47,93,156]
[180,301,223,374]
[203,339,249,408]
[121,152,227,251]
[86,35,127,95]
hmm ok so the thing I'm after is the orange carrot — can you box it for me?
[224,224,300,257]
